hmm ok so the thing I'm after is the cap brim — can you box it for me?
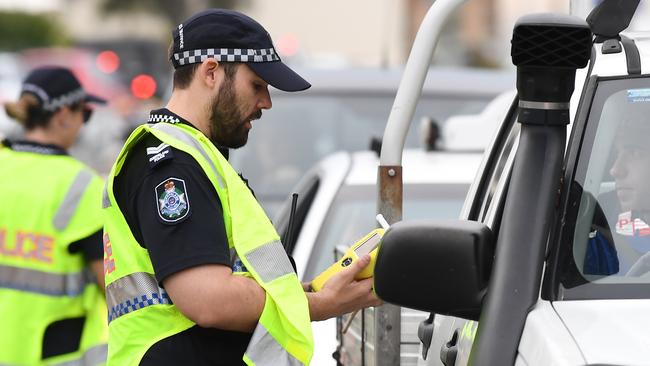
[84,93,107,105]
[248,61,311,92]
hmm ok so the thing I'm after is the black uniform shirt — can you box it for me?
[113,109,250,366]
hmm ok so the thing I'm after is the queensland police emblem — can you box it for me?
[156,178,189,222]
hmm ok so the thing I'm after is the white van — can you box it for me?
[374,0,650,365]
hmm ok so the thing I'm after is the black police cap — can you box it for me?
[21,66,106,112]
[170,9,310,92]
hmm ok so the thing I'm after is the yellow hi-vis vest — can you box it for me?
[0,145,108,366]
[103,122,313,366]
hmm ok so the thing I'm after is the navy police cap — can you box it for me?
[21,66,106,112]
[170,9,310,92]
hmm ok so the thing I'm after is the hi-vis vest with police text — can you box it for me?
[0,146,108,366]
[103,122,313,366]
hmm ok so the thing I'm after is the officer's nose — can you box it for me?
[258,87,272,110]
[610,152,627,179]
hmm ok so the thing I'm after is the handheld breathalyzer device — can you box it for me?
[310,214,390,292]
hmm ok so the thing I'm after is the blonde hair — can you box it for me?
[4,93,51,130]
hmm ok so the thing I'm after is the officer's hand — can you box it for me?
[311,254,383,320]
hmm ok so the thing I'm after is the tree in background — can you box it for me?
[0,12,69,50]
[101,0,242,25]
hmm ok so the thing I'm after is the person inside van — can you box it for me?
[584,94,650,276]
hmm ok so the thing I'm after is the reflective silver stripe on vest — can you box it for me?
[52,343,108,366]
[245,241,293,283]
[53,169,93,231]
[245,323,303,366]
[102,184,111,209]
[0,264,89,297]
[150,123,225,188]
[106,272,172,323]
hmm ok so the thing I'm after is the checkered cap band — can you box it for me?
[148,114,180,124]
[22,83,87,112]
[21,83,49,104]
[45,89,86,111]
[173,48,279,66]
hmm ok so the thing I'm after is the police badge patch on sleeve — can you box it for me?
[155,177,190,223]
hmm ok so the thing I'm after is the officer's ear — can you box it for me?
[198,58,222,90]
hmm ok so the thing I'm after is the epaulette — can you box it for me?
[146,142,174,168]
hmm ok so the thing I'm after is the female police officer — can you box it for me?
[0,66,108,365]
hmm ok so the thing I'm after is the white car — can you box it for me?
[273,148,483,366]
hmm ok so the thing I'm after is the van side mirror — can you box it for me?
[374,220,494,321]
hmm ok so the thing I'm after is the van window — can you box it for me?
[559,76,650,299]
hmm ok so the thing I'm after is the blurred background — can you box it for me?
[1,0,648,214]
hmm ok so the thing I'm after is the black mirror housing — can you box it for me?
[374,220,494,320]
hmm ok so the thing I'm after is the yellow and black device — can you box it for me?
[310,227,385,292]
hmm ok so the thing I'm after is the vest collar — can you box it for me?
[147,108,230,160]
[148,108,186,126]
[3,139,68,156]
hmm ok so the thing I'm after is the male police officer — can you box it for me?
[103,9,381,366]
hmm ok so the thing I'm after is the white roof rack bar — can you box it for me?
[380,0,469,166]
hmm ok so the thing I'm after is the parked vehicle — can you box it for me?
[230,66,514,216]
[374,0,650,365]
[273,147,482,366]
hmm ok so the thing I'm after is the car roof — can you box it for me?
[588,32,650,78]
[568,32,650,132]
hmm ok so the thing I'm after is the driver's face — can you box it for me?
[610,137,650,212]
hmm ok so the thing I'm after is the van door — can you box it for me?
[423,97,520,366]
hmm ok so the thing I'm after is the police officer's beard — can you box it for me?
[208,78,260,149]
